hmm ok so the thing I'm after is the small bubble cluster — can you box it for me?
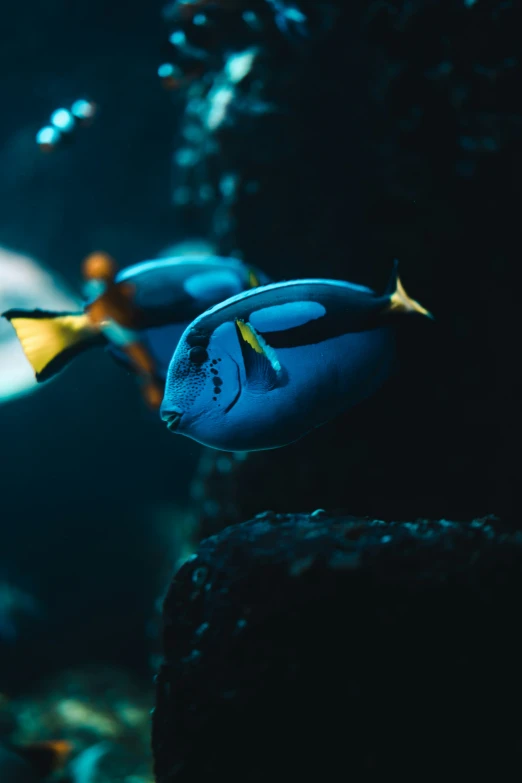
[36,99,97,152]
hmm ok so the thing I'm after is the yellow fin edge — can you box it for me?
[235,319,265,354]
[8,313,96,376]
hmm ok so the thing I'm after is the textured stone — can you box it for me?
[153,514,522,781]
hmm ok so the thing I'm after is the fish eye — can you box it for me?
[188,346,208,364]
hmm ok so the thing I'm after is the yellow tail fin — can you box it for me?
[2,309,101,381]
[386,261,433,319]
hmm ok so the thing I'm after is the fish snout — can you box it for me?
[161,407,183,433]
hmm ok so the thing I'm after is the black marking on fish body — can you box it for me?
[186,329,211,349]
[258,307,384,349]
[192,281,391,351]
[115,258,250,329]
[212,373,223,396]
[188,346,209,364]
[223,358,242,414]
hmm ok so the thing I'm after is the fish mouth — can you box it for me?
[162,411,183,433]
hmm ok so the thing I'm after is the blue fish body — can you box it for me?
[2,255,270,390]
[160,263,431,451]
[102,255,270,380]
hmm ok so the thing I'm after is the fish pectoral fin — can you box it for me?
[235,319,281,391]
[2,309,104,381]
[386,260,434,319]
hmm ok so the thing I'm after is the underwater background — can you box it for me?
[0,0,520,780]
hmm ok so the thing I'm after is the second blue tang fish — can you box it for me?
[160,261,432,451]
[3,255,269,386]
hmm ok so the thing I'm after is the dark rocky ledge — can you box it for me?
[152,513,522,781]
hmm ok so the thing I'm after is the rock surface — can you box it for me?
[152,513,522,780]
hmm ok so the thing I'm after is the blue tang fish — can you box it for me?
[160,261,432,451]
[2,255,269,389]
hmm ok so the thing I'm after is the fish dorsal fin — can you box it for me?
[235,319,280,391]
